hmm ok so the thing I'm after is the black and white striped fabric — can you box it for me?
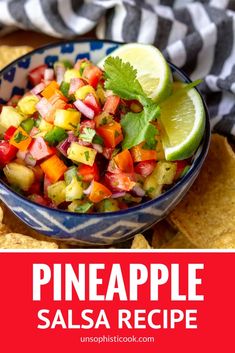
[0,0,235,137]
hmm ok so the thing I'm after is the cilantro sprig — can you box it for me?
[104,56,160,149]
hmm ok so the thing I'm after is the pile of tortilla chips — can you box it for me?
[0,46,234,249]
[131,134,235,249]
[0,45,33,69]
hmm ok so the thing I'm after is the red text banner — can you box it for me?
[0,251,234,353]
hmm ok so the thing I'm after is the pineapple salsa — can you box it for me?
[0,56,191,213]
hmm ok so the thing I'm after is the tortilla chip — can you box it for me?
[0,45,33,69]
[0,201,66,248]
[208,233,235,249]
[152,219,177,248]
[0,233,58,249]
[162,232,198,249]
[131,234,152,249]
[170,134,235,248]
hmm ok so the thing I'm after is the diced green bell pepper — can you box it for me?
[44,126,68,146]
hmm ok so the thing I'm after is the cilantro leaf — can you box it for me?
[104,56,150,106]
[121,105,160,149]
[14,131,28,143]
[104,56,161,149]
[79,128,96,143]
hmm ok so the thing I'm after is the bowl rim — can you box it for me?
[0,38,211,219]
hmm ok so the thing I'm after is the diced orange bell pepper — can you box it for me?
[89,181,112,203]
[41,81,59,100]
[113,149,134,173]
[9,126,32,151]
[96,121,123,148]
[130,142,157,162]
[40,154,68,183]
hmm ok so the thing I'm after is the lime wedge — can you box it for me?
[98,43,172,103]
[159,84,205,161]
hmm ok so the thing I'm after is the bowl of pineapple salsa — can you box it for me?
[0,40,210,245]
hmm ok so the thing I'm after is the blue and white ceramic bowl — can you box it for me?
[0,40,210,246]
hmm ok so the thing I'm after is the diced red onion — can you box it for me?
[132,184,146,197]
[36,97,52,118]
[30,127,39,137]
[111,192,126,199]
[57,138,71,157]
[83,181,94,195]
[55,63,65,84]
[74,99,95,119]
[44,68,54,81]
[92,143,103,153]
[30,82,46,95]
[78,139,91,147]
[67,131,78,143]
[69,78,85,95]
[25,153,36,167]
[16,150,27,160]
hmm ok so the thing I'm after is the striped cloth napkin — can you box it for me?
[0,0,234,137]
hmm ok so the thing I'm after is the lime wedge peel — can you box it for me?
[98,43,172,103]
[159,87,206,161]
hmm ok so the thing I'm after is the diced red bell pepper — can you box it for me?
[28,64,48,86]
[174,160,189,180]
[0,140,17,167]
[82,65,103,89]
[103,95,120,115]
[29,137,55,161]
[78,163,99,182]
[134,160,156,178]
[4,126,17,141]
[84,93,101,115]
[27,182,41,195]
[105,172,136,192]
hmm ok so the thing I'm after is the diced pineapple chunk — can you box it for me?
[65,177,83,201]
[144,161,176,199]
[154,161,177,185]
[64,69,81,83]
[0,106,26,132]
[96,199,120,213]
[155,134,165,160]
[17,95,39,115]
[54,109,81,130]
[47,181,66,206]
[68,200,93,213]
[3,162,35,191]
[75,85,97,100]
[38,119,53,132]
[67,142,97,166]
[96,85,106,105]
